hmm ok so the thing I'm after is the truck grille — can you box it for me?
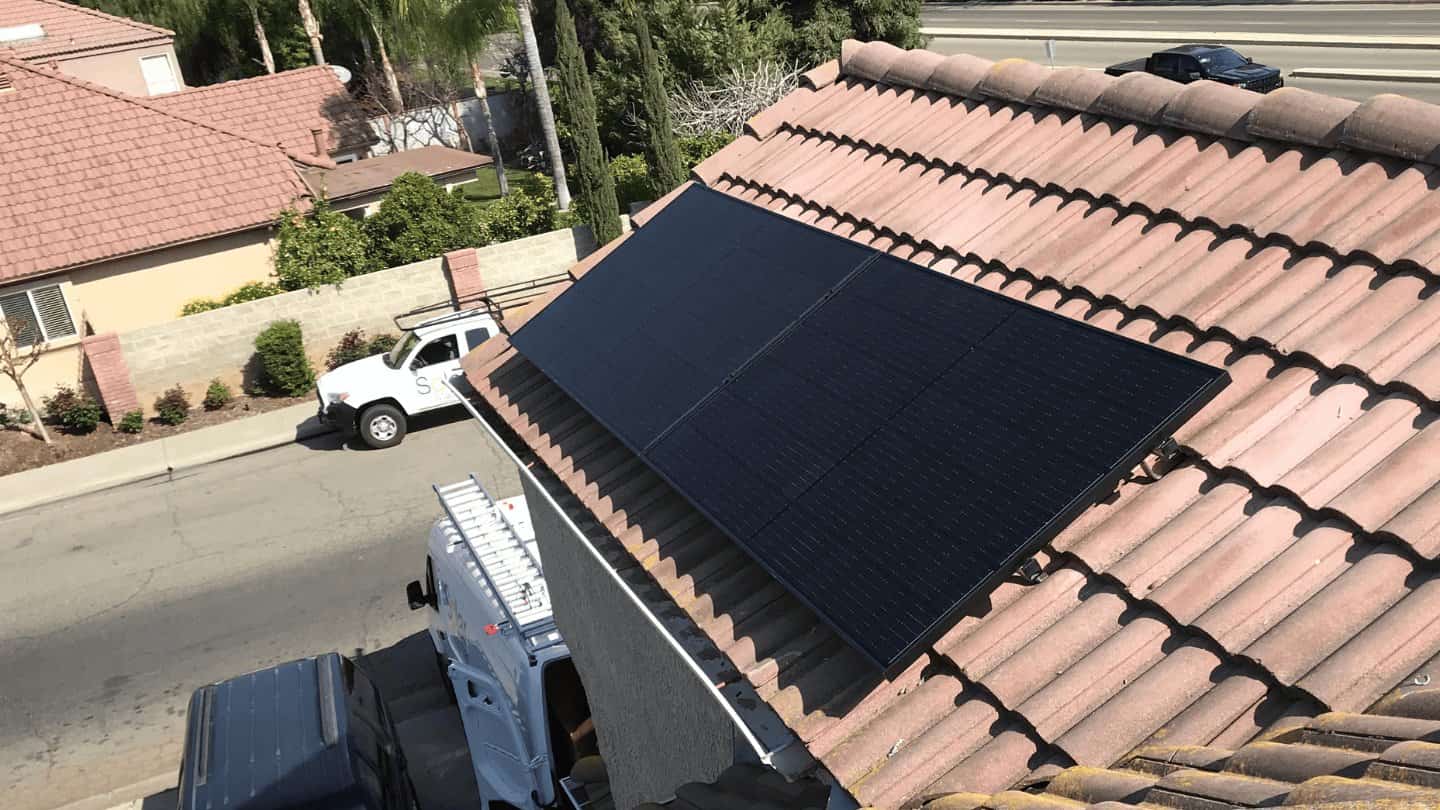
[1248,75,1283,94]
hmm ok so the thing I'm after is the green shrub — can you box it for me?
[180,281,285,317]
[154,385,191,425]
[678,132,735,170]
[181,297,223,316]
[363,173,488,269]
[479,176,565,243]
[368,333,398,355]
[274,201,375,291]
[254,320,315,396]
[610,153,654,209]
[203,379,233,411]
[117,410,145,434]
[43,385,101,434]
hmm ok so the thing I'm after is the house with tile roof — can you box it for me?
[0,54,316,409]
[147,65,378,162]
[0,0,182,96]
[450,40,1440,810]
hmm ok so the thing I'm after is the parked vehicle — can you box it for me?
[1105,44,1283,92]
[316,273,569,449]
[177,653,418,810]
[407,477,601,810]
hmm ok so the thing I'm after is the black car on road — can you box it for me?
[1106,45,1284,93]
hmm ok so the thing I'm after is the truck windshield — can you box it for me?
[385,332,420,369]
[1200,49,1247,70]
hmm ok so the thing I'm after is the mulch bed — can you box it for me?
[0,394,312,477]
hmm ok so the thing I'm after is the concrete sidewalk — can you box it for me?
[0,402,332,515]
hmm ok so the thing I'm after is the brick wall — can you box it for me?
[118,226,597,409]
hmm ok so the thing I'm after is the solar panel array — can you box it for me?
[512,186,1230,670]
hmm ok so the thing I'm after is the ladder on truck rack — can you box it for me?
[433,475,560,655]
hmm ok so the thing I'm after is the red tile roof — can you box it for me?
[0,56,312,282]
[463,42,1440,809]
[0,0,171,60]
[147,66,376,157]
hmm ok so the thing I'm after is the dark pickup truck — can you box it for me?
[1106,45,1283,93]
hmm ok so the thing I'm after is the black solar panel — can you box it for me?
[511,186,1229,671]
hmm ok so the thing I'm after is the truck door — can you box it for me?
[406,333,463,412]
[447,658,547,810]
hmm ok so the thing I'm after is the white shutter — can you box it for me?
[0,290,40,347]
[31,285,75,340]
[139,55,178,95]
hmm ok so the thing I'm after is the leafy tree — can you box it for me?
[363,173,487,266]
[633,7,684,195]
[554,0,621,243]
[784,0,922,67]
[609,153,653,209]
[273,201,375,290]
[0,314,51,443]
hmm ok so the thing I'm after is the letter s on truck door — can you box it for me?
[408,334,462,411]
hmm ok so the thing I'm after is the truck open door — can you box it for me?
[447,658,549,810]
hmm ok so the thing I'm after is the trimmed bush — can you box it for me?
[254,320,315,396]
[367,333,399,355]
[181,297,223,316]
[117,410,144,434]
[155,385,192,425]
[478,176,565,243]
[203,379,233,411]
[326,330,372,370]
[610,154,654,209]
[678,132,735,170]
[363,173,487,268]
[180,282,285,317]
[43,385,101,434]
[274,202,375,291]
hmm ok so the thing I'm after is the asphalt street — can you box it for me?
[0,412,522,810]
[921,1,1440,104]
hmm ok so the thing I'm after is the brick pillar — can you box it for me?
[81,333,141,418]
[443,248,484,307]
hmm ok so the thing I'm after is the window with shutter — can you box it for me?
[0,284,77,348]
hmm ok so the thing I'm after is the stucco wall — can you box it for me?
[116,226,594,409]
[69,230,275,335]
[521,474,739,810]
[57,43,184,97]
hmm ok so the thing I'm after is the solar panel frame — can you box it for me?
[511,186,1230,673]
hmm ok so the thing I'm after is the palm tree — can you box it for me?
[400,0,511,195]
[515,0,570,210]
[298,0,326,64]
[240,0,276,73]
[355,0,406,112]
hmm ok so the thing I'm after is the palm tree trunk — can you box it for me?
[470,58,509,197]
[371,17,405,113]
[297,0,325,65]
[515,0,570,210]
[249,3,276,74]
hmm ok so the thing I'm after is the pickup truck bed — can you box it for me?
[1104,58,1149,77]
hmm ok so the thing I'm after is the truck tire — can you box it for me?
[359,403,407,449]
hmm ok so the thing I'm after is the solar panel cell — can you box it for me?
[511,186,1228,670]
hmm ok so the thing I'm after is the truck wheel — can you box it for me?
[359,403,407,449]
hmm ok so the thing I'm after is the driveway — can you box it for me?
[0,413,521,810]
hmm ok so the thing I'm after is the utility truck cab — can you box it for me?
[316,310,496,449]
[406,477,603,810]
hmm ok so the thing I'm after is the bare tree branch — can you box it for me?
[669,61,801,137]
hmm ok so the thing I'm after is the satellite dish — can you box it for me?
[329,64,353,84]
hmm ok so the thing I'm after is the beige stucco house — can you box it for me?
[0,0,183,96]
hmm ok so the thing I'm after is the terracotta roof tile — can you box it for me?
[0,0,170,60]
[148,66,375,156]
[465,43,1440,809]
[0,55,309,281]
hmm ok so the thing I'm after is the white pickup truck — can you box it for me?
[406,477,606,810]
[316,274,568,449]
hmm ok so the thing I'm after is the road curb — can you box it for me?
[1292,66,1440,82]
[0,403,334,517]
[49,773,175,810]
[920,26,1440,49]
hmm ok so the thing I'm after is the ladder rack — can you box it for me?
[433,475,560,654]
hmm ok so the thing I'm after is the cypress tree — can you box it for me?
[634,6,684,195]
[554,0,622,245]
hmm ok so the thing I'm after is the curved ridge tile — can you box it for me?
[1093,71,1182,126]
[976,58,1049,104]
[840,39,904,84]
[925,53,994,98]
[882,48,945,89]
[1249,87,1357,149]
[1033,67,1114,114]
[1341,94,1440,164]
[1160,81,1261,141]
[802,59,840,90]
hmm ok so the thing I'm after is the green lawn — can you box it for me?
[457,168,541,209]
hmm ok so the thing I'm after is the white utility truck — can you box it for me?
[406,476,605,810]
[317,274,568,449]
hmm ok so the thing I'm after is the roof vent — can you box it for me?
[0,23,45,45]
[0,72,12,94]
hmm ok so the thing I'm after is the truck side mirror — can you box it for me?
[406,580,433,610]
